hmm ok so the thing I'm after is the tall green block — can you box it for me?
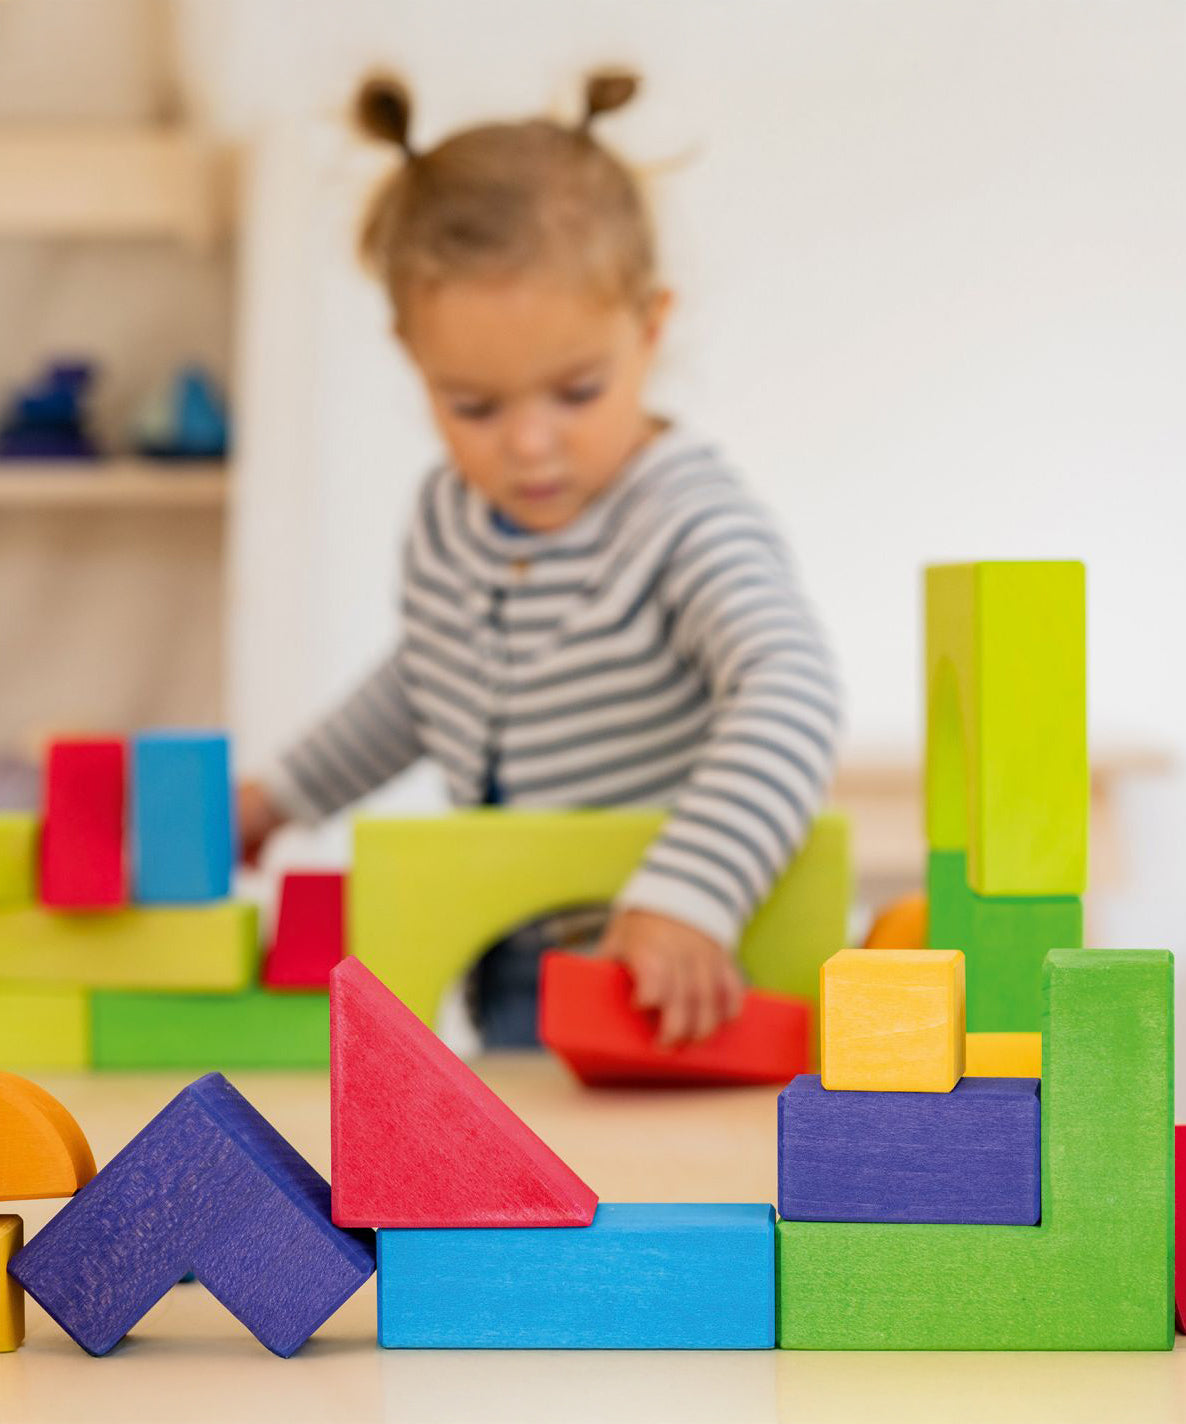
[927,849,1082,1030]
[776,950,1174,1350]
[91,989,329,1068]
[0,814,37,907]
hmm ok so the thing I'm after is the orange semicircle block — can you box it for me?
[863,891,928,950]
[0,1071,96,1201]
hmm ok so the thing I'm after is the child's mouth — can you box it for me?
[514,480,567,503]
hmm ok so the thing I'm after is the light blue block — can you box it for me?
[377,1203,775,1349]
[132,732,235,904]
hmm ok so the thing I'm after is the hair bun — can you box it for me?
[356,74,414,154]
[581,69,640,129]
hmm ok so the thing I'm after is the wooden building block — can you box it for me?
[0,813,37,907]
[131,731,234,903]
[863,890,927,949]
[92,989,328,1069]
[39,738,126,908]
[777,950,1174,1350]
[0,900,257,991]
[820,949,965,1092]
[778,1074,1040,1225]
[331,956,597,1228]
[351,808,850,1029]
[262,872,345,989]
[377,1203,775,1349]
[1,1216,23,1352]
[539,951,812,1087]
[0,1070,96,1200]
[966,1032,1041,1078]
[0,987,90,1070]
[926,562,1087,896]
[8,1072,375,1357]
[1176,1125,1184,1333]
[928,849,1082,1031]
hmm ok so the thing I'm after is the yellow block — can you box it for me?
[0,987,90,1070]
[925,562,1088,897]
[0,814,37,907]
[0,901,257,991]
[1,1216,24,1351]
[965,1030,1041,1078]
[821,949,966,1092]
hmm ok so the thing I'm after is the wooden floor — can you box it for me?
[3,1058,1182,1424]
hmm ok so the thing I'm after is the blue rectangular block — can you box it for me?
[377,1203,775,1349]
[778,1074,1041,1225]
[10,1073,375,1357]
[132,731,234,902]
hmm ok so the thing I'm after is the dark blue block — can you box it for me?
[9,1073,374,1357]
[777,1074,1040,1226]
[132,731,234,903]
[378,1203,775,1349]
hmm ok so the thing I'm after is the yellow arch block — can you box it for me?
[350,808,850,1030]
[926,562,1088,896]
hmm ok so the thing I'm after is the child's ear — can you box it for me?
[640,288,675,350]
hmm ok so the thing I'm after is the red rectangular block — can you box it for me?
[39,740,126,909]
[540,952,813,1088]
[1176,1124,1184,1333]
[263,872,345,989]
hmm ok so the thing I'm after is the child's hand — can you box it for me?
[236,781,289,867]
[597,909,746,1047]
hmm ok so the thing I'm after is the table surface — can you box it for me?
[2,1056,1182,1424]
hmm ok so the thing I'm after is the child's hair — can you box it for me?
[354,71,657,331]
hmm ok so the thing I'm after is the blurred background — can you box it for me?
[0,0,1182,958]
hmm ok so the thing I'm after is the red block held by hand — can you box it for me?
[263,872,345,989]
[540,951,813,1087]
[40,740,126,909]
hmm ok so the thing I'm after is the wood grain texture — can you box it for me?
[1,1215,25,1351]
[0,1071,96,1200]
[8,1072,375,1357]
[262,872,345,989]
[778,1074,1040,1224]
[377,1203,775,1349]
[330,956,597,1228]
[777,950,1174,1350]
[130,732,233,904]
[820,949,965,1092]
[39,739,126,908]
[540,952,812,1087]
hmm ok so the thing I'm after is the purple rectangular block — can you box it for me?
[778,1074,1041,1226]
[9,1073,375,1357]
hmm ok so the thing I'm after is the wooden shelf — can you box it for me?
[0,126,234,247]
[0,461,229,509]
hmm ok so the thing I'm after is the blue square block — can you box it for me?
[778,1074,1041,1226]
[377,1203,775,1348]
[132,731,234,903]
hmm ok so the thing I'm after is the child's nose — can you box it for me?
[504,402,559,463]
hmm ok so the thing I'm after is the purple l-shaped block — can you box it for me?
[9,1072,375,1356]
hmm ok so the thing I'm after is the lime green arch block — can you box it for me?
[777,950,1174,1350]
[350,808,851,1029]
[925,562,1088,896]
[927,850,1083,1031]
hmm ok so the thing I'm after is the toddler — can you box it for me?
[239,71,841,1049]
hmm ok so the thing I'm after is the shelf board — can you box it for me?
[0,125,234,247]
[0,461,229,509]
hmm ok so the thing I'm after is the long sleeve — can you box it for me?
[614,498,842,948]
[262,643,425,822]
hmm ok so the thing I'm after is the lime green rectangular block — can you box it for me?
[351,809,850,1029]
[0,814,37,907]
[926,562,1088,896]
[927,849,1082,1031]
[777,950,1174,1349]
[91,989,328,1068]
[0,986,90,1069]
[0,901,257,991]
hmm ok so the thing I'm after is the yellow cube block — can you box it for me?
[821,949,965,1092]
[965,1031,1041,1078]
[0,987,90,1070]
[1,1216,23,1351]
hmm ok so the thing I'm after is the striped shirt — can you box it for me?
[266,424,842,949]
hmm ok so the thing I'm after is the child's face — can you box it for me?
[402,275,671,533]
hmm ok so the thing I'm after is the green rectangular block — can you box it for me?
[776,949,1174,1350]
[91,988,329,1068]
[927,850,1082,1031]
[0,814,37,907]
[0,986,90,1069]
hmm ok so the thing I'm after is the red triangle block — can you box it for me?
[329,956,598,1228]
[540,951,813,1087]
[263,872,345,989]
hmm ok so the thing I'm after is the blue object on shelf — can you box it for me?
[132,365,229,460]
[0,361,101,460]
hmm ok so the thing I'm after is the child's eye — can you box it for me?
[451,399,500,421]
[557,383,604,407]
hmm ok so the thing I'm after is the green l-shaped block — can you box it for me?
[777,949,1174,1349]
